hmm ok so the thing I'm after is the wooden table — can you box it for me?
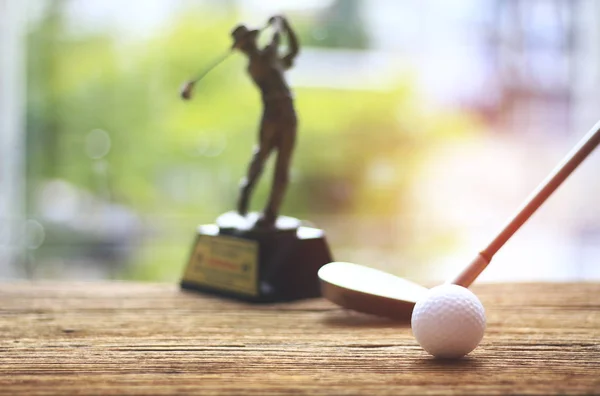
[0,282,598,395]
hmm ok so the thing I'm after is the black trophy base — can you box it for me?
[181,212,333,303]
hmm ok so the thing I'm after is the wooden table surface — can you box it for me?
[0,282,598,395]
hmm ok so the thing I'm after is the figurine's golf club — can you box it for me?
[180,24,271,100]
[319,120,600,319]
[180,50,232,100]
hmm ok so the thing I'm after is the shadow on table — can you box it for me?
[413,356,482,370]
[321,310,411,328]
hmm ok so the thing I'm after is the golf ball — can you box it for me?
[411,284,486,359]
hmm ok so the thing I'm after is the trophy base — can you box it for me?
[181,213,333,302]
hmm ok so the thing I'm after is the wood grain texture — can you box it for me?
[0,282,598,395]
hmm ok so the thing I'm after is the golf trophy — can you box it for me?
[180,16,333,302]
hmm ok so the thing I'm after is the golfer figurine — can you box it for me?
[181,15,333,302]
[232,15,299,228]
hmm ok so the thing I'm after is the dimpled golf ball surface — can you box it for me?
[411,284,486,359]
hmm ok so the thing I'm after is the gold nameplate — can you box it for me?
[183,234,259,297]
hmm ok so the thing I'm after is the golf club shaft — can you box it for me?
[190,23,272,84]
[452,120,600,287]
[181,24,273,100]
[191,50,232,84]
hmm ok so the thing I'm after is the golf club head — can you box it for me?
[318,262,429,320]
[180,80,196,100]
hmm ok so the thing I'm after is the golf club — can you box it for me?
[180,24,273,101]
[319,120,600,319]
[180,50,232,100]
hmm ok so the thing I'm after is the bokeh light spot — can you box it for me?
[24,220,45,250]
[86,129,111,159]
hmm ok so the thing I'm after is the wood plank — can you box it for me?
[0,282,598,395]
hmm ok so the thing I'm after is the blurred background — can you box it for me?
[1,0,599,284]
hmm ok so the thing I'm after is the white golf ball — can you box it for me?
[411,284,486,359]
